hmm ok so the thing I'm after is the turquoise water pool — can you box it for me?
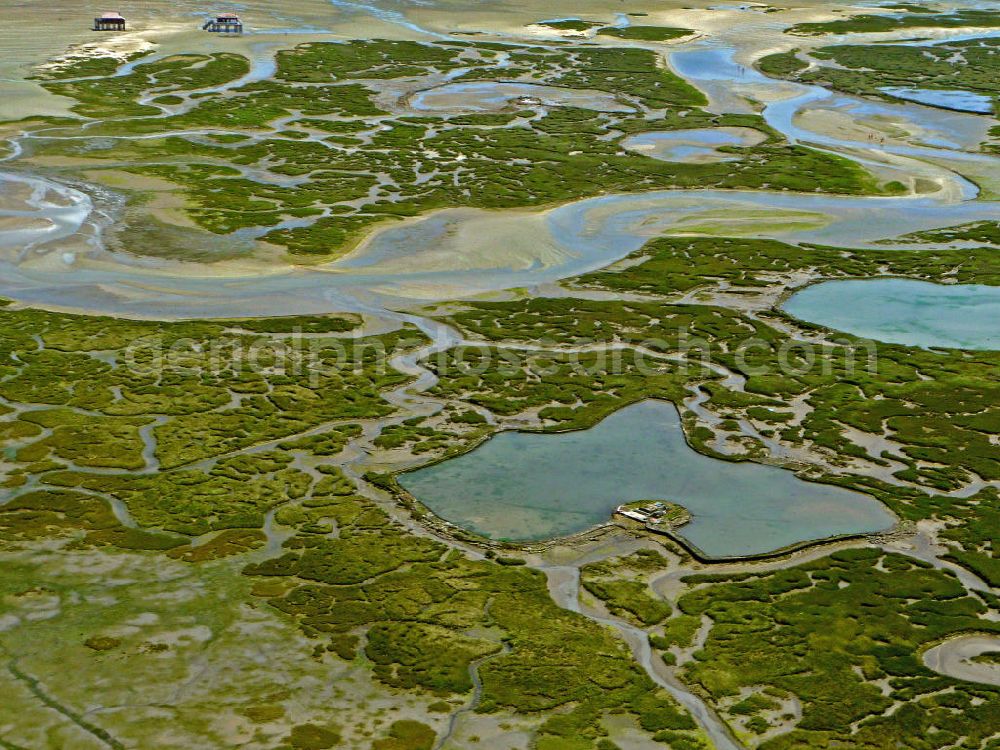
[399,400,895,557]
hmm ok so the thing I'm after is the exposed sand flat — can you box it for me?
[341,206,570,275]
[921,154,1000,201]
[924,635,1000,687]
[0,0,422,120]
[405,0,864,41]
[793,107,998,198]
[668,207,830,236]
[623,126,768,163]
[795,105,993,153]
[0,178,36,203]
[0,216,50,233]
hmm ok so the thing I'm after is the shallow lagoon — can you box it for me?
[399,400,895,557]
[784,278,1000,350]
[622,128,763,163]
[880,87,994,115]
[409,81,633,113]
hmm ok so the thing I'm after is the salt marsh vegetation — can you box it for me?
[0,2,998,748]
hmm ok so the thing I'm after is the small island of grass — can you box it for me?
[533,19,601,32]
[972,651,1000,666]
[597,26,693,42]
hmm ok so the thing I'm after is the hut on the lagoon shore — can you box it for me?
[203,12,244,33]
[94,12,126,31]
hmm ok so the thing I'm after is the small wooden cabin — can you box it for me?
[94,12,126,31]
[203,13,243,33]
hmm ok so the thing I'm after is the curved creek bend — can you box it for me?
[545,564,744,750]
[923,635,1000,687]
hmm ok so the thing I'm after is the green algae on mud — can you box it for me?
[0,298,711,748]
[597,26,693,42]
[787,8,1000,36]
[13,37,885,262]
[674,549,1000,747]
[0,304,426,494]
[0,533,452,749]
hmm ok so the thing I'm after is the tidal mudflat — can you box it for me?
[399,400,895,556]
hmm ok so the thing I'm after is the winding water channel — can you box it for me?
[545,564,743,750]
[0,30,998,323]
